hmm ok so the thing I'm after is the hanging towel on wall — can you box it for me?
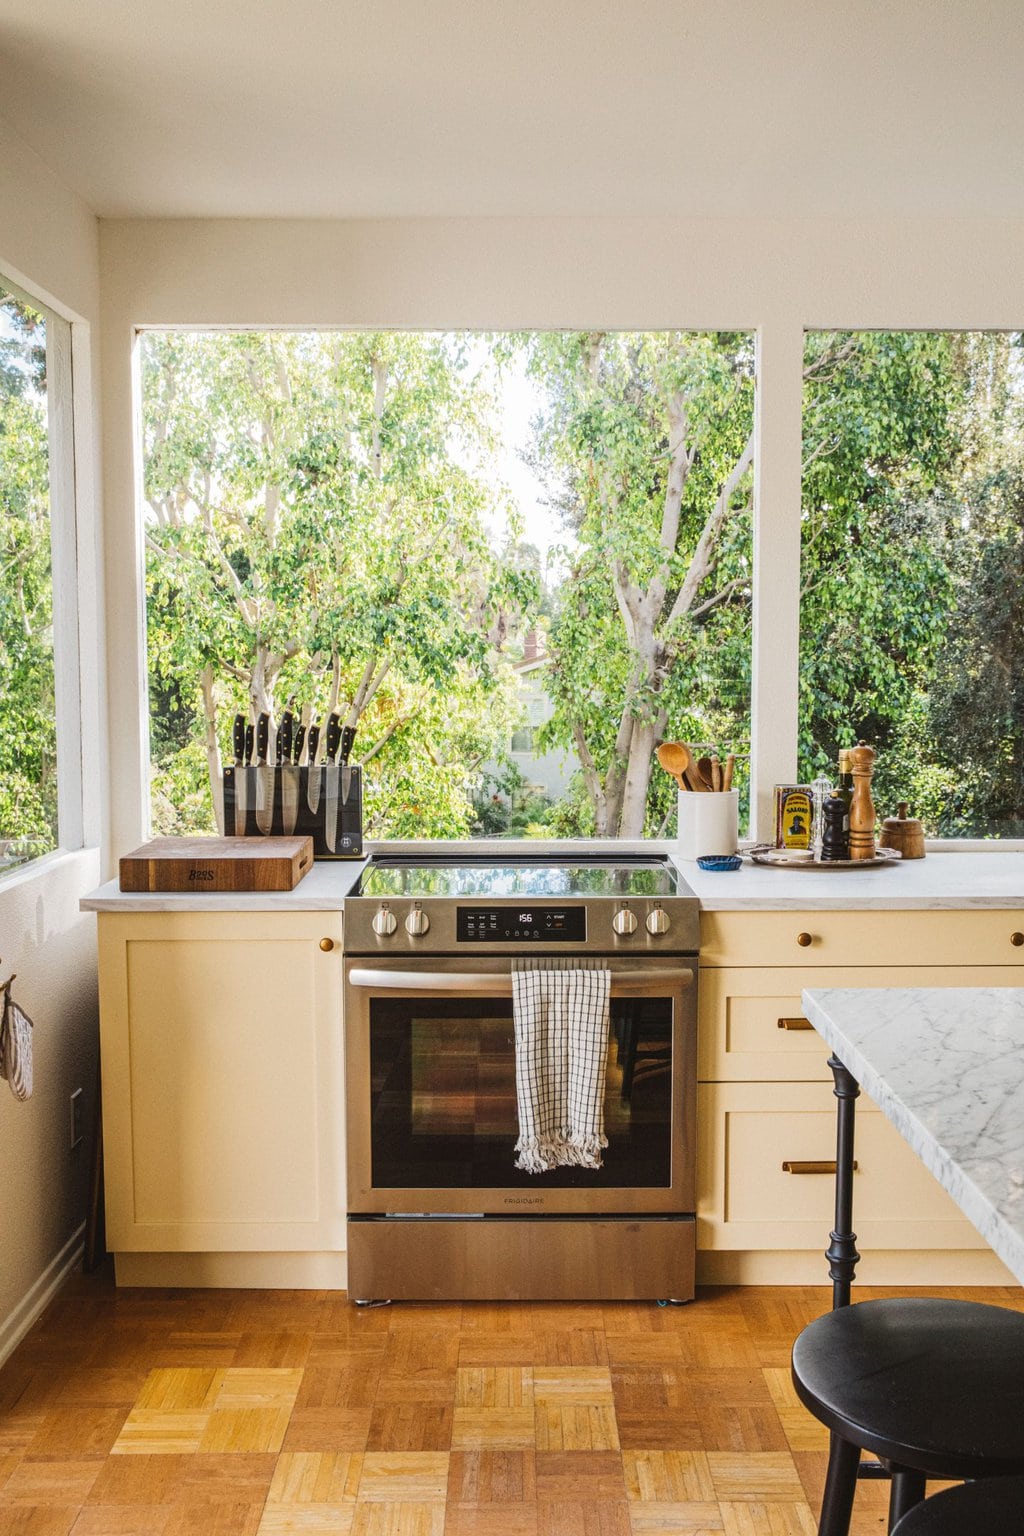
[512,958,610,1173]
[1,977,34,1101]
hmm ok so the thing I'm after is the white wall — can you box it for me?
[0,111,104,1356]
[99,214,1024,849]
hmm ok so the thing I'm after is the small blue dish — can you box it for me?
[696,854,742,872]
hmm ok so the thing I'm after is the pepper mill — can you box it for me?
[848,742,877,860]
[820,796,850,861]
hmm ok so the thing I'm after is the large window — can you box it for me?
[0,283,63,873]
[141,330,755,840]
[801,331,1024,839]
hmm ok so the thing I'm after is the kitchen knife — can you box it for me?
[244,722,254,764]
[255,712,274,834]
[280,763,300,836]
[306,722,322,815]
[293,724,306,763]
[231,714,247,835]
[281,710,294,764]
[325,713,341,763]
[323,760,339,853]
[340,724,356,806]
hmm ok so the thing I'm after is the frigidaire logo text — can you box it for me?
[505,1197,543,1205]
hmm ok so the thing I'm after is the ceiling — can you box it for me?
[0,0,1022,220]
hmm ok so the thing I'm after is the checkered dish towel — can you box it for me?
[512,959,610,1173]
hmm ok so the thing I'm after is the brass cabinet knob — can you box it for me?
[1012,932,1024,947]
[796,932,813,947]
[319,937,335,952]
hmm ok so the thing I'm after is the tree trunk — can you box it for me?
[199,664,224,833]
[616,718,661,838]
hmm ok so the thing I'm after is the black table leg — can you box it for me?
[825,1054,861,1309]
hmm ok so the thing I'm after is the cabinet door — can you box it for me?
[98,912,344,1252]
[697,1080,988,1253]
[699,964,1024,1083]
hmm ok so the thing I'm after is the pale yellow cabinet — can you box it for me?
[97,911,345,1287]
[697,912,1024,1284]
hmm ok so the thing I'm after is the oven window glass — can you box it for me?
[369,997,673,1188]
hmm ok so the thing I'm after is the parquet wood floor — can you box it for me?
[0,1271,1020,1535]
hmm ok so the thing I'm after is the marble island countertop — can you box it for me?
[802,986,1024,1285]
[79,847,1024,912]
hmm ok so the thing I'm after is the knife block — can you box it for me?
[223,764,364,859]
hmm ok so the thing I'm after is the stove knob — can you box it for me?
[372,905,397,938]
[646,906,671,935]
[405,904,430,937]
[612,906,638,936]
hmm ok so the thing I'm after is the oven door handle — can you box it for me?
[347,967,693,996]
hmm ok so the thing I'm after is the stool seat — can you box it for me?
[792,1298,1024,1479]
[891,1474,1024,1533]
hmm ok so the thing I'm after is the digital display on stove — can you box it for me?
[456,905,587,942]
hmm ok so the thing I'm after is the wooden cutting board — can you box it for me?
[119,836,315,892]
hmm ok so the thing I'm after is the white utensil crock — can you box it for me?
[676,789,739,861]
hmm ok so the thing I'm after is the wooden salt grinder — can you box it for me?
[848,742,877,860]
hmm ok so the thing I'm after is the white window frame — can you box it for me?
[130,321,1024,852]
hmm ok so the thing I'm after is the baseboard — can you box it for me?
[114,1250,348,1289]
[696,1247,1017,1286]
[0,1222,85,1368]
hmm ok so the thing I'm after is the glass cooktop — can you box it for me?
[355,856,686,900]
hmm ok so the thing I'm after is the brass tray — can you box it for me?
[748,846,902,870]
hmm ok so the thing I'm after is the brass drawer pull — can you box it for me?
[782,1159,858,1175]
[1012,932,1024,947]
[778,1016,814,1031]
[319,937,335,952]
[796,932,813,947]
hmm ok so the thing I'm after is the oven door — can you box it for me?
[344,955,696,1215]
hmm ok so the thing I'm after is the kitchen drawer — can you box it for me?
[697,1081,986,1253]
[699,965,1024,1082]
[700,909,1024,969]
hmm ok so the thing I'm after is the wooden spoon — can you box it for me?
[656,741,692,792]
[696,755,716,792]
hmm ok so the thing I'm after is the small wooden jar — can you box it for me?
[879,802,926,859]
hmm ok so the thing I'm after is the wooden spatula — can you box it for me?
[696,755,716,792]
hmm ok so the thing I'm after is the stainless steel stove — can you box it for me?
[342,855,699,1302]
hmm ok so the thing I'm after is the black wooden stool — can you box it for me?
[791,1297,1024,1535]
[891,1474,1024,1533]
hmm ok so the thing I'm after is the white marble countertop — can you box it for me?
[802,986,1024,1285]
[80,848,1024,912]
[676,850,1024,909]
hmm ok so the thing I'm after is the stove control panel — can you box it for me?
[456,905,587,943]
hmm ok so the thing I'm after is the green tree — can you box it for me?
[517,331,755,837]
[0,290,55,851]
[799,330,1023,831]
[143,331,535,837]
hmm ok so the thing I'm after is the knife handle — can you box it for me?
[340,725,355,765]
[281,712,293,762]
[274,724,284,764]
[307,724,321,764]
[244,723,254,764]
[325,713,342,762]
[294,724,306,763]
[232,714,246,763]
[256,713,269,763]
